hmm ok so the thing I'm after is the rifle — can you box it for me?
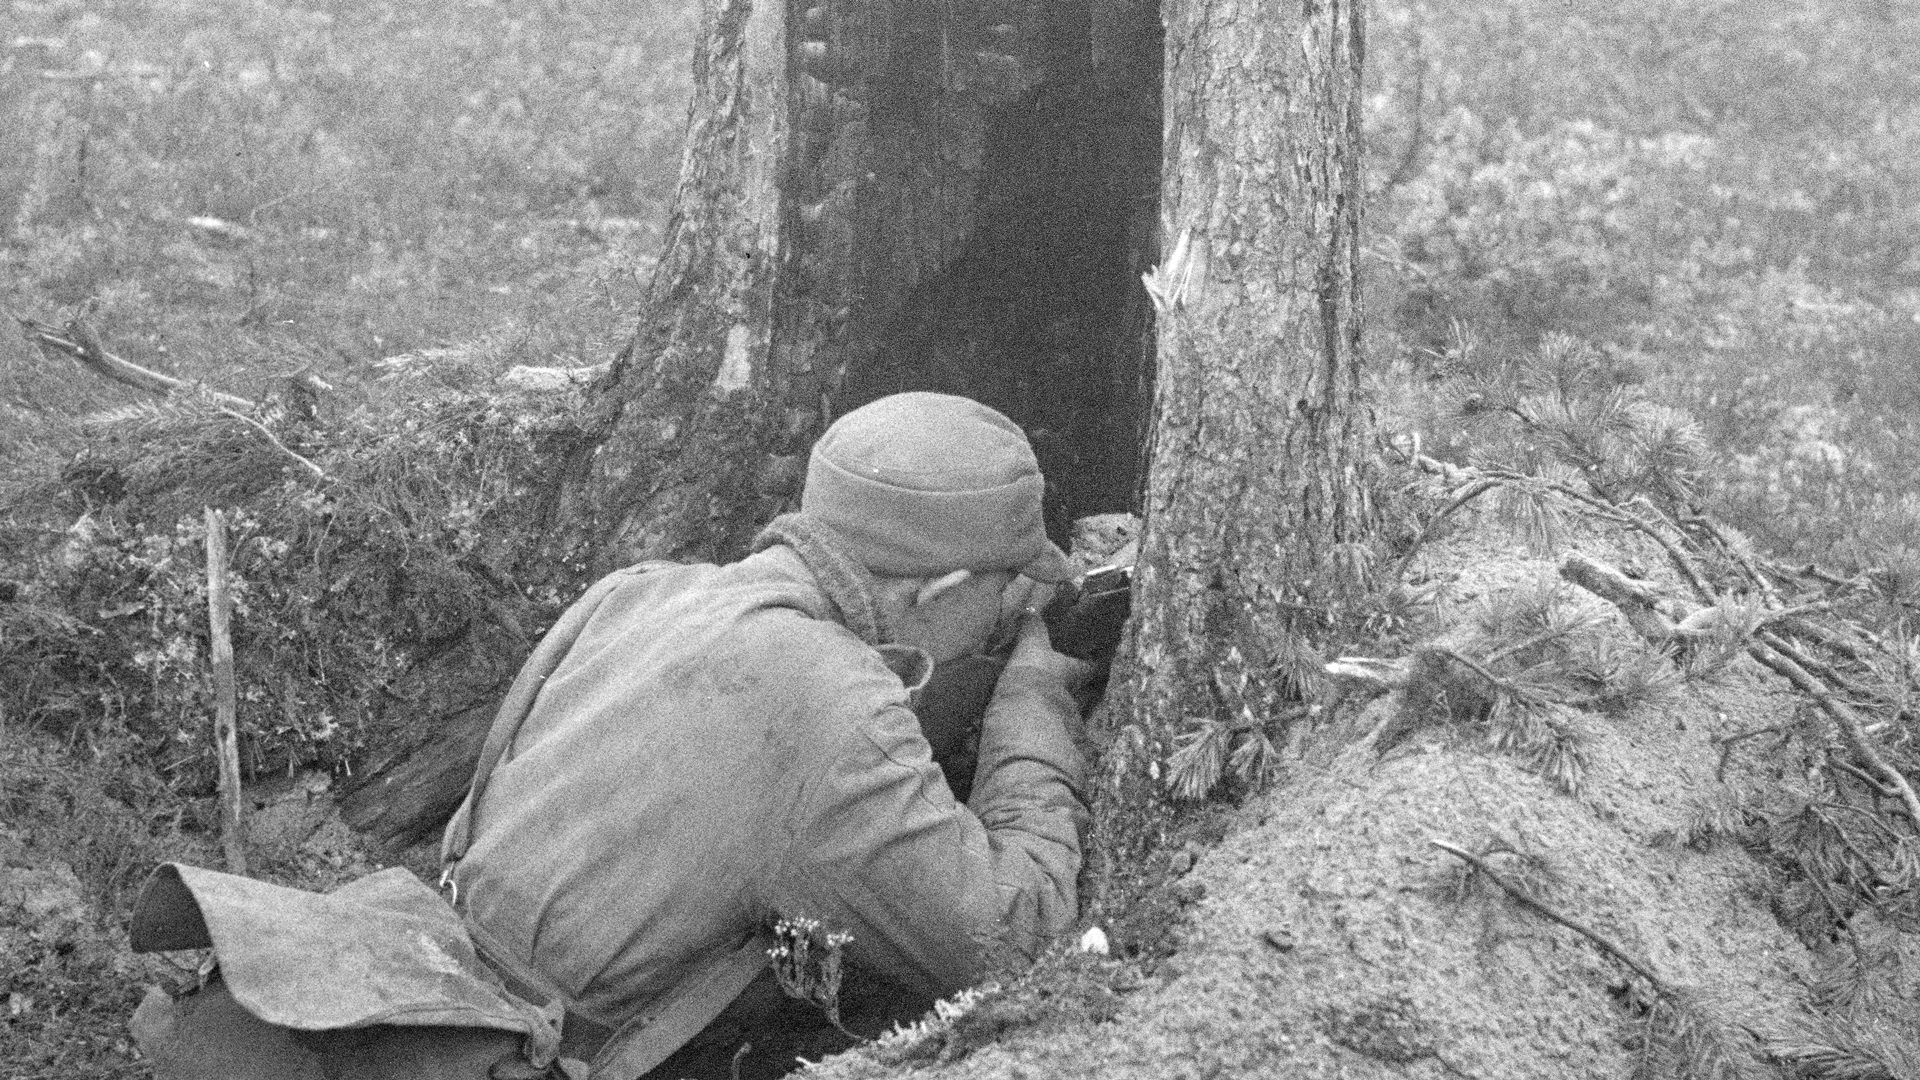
[919,561,1134,799]
[1043,563,1133,665]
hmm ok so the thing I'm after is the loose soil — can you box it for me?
[807,511,1918,1079]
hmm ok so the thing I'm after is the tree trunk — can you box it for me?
[342,0,1166,846]
[546,0,1166,574]
[1099,0,1372,851]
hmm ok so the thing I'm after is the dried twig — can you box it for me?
[17,314,255,409]
[1744,644,1920,832]
[1431,839,1672,996]
[1775,616,1867,664]
[1755,629,1854,696]
[1394,477,1499,577]
[1760,557,1869,593]
[212,402,331,483]
[1830,760,1904,802]
[1432,647,1508,695]
[18,313,331,482]
[1713,724,1788,782]
[1484,622,1591,665]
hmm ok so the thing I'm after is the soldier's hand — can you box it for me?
[1008,605,1095,695]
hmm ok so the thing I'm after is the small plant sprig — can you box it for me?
[769,916,856,1037]
[1165,644,1311,801]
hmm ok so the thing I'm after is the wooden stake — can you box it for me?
[205,508,248,875]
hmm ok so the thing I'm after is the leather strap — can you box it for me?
[464,911,769,1080]
[586,936,771,1080]
[443,568,664,866]
[460,912,616,1029]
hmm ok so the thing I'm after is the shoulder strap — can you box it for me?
[441,568,647,866]
[442,562,767,1079]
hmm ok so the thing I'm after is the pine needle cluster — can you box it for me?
[1764,1012,1918,1080]
[1384,579,1674,795]
[1449,332,1709,516]
[1166,644,1306,801]
[1622,986,1771,1080]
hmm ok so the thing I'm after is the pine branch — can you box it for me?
[1393,476,1500,577]
[18,311,329,482]
[1412,449,1717,606]
[1431,839,1672,995]
[1775,616,1869,664]
[1745,643,1920,832]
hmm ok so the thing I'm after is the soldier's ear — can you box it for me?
[913,570,973,608]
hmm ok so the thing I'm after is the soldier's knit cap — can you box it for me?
[803,392,1075,582]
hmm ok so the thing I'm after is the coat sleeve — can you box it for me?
[764,653,1088,999]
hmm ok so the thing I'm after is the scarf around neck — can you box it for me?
[750,512,892,647]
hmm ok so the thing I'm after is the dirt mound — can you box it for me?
[806,515,1920,1080]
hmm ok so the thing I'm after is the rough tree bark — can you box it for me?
[547,0,1165,574]
[342,0,1165,845]
[1098,0,1373,853]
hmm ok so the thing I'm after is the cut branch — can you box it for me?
[18,313,329,482]
[1743,643,1920,832]
[17,314,255,409]
[1557,551,1679,643]
[1549,487,1715,605]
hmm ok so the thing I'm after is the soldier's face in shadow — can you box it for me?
[884,568,1018,664]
